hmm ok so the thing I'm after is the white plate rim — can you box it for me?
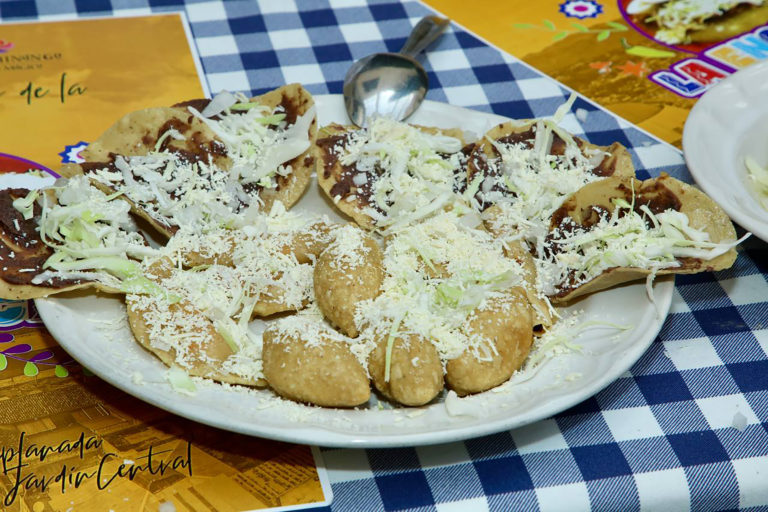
[33,96,675,448]
[683,60,768,242]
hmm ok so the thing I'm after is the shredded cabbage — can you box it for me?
[476,102,605,244]
[745,156,768,211]
[33,175,159,287]
[166,366,196,395]
[356,210,528,362]
[186,98,314,192]
[11,190,38,220]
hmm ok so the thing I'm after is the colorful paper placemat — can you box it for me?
[0,14,207,170]
[0,13,331,512]
[423,0,768,147]
[0,318,330,512]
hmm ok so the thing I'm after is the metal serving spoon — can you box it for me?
[343,16,450,127]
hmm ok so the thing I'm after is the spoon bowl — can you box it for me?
[343,52,428,127]
[343,16,449,127]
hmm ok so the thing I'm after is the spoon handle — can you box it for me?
[398,16,450,59]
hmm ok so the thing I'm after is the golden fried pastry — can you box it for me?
[181,219,334,268]
[285,221,336,264]
[127,297,265,386]
[445,289,534,396]
[314,225,384,337]
[368,333,443,406]
[180,234,236,267]
[163,222,320,318]
[262,319,370,407]
[250,281,309,317]
[495,235,556,332]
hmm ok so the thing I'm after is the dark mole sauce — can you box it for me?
[593,154,617,177]
[316,134,352,179]
[634,181,682,214]
[173,98,212,113]
[0,189,40,248]
[329,163,383,209]
[314,131,389,213]
[79,113,228,182]
[0,189,80,287]
[453,143,475,194]
[279,92,302,126]
[80,159,118,174]
[543,209,594,297]
[156,119,189,151]
[496,128,536,149]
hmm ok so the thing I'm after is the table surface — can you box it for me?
[2,1,767,511]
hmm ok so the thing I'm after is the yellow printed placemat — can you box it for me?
[0,14,207,170]
[424,0,768,147]
[0,13,331,512]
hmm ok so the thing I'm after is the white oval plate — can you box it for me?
[35,96,673,447]
[683,60,768,242]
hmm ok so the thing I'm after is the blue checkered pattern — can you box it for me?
[3,0,767,510]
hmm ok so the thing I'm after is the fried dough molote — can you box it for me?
[127,296,266,386]
[262,314,370,407]
[494,235,556,332]
[352,211,539,401]
[164,225,317,318]
[368,333,443,406]
[126,257,267,387]
[444,289,534,396]
[314,224,383,337]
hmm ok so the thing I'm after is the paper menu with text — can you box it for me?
[424,0,768,147]
[0,327,331,512]
[0,14,330,511]
[0,14,207,171]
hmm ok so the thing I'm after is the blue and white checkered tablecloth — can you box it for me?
[3,0,767,510]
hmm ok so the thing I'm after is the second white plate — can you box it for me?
[683,60,768,242]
